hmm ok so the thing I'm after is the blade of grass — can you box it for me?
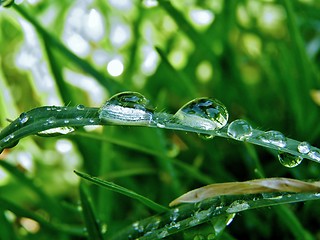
[0,206,17,240]
[79,183,103,240]
[0,198,85,237]
[74,170,169,213]
[111,192,320,239]
[0,161,62,217]
[13,4,123,94]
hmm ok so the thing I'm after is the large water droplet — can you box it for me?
[277,152,303,168]
[308,150,320,162]
[297,141,311,154]
[174,97,228,130]
[257,130,287,148]
[37,127,75,136]
[19,112,29,124]
[99,92,153,125]
[227,119,252,140]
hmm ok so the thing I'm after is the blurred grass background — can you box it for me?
[0,0,320,239]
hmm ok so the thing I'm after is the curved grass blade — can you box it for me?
[0,198,85,237]
[170,178,320,206]
[79,183,103,240]
[74,170,168,213]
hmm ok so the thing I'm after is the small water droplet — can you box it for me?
[89,119,95,123]
[174,97,228,130]
[38,127,75,136]
[157,229,168,238]
[170,208,179,222]
[77,104,85,110]
[226,200,250,214]
[198,133,214,140]
[64,120,70,124]
[297,141,311,154]
[3,134,15,143]
[19,112,29,124]
[99,92,154,125]
[308,150,320,162]
[47,117,56,124]
[227,119,252,140]
[277,152,303,168]
[132,221,144,233]
[76,116,83,121]
[257,130,287,148]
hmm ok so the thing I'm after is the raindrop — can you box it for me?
[174,97,228,130]
[227,119,252,140]
[37,127,75,136]
[170,208,179,222]
[198,134,214,140]
[47,117,56,124]
[226,200,250,214]
[277,152,303,168]
[76,104,85,110]
[257,130,287,148]
[99,92,154,125]
[19,112,29,124]
[308,150,320,162]
[297,141,311,154]
[76,116,83,121]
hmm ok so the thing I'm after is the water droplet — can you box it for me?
[157,229,168,238]
[226,200,250,214]
[37,127,75,136]
[19,112,29,124]
[76,116,83,121]
[64,120,70,124]
[132,221,144,233]
[297,141,311,154]
[308,150,320,162]
[170,208,179,222]
[3,134,15,143]
[193,235,205,240]
[198,133,214,140]
[174,98,228,130]
[47,117,56,124]
[257,130,287,148]
[277,152,303,168]
[89,119,95,123]
[227,119,252,140]
[99,92,154,125]
[77,104,85,110]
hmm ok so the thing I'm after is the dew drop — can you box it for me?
[308,150,320,162]
[198,133,214,140]
[257,130,287,148]
[76,104,85,110]
[99,92,154,125]
[37,127,75,136]
[227,119,252,140]
[297,141,311,154]
[226,200,250,214]
[19,112,29,124]
[277,152,303,168]
[174,97,228,130]
[47,117,56,124]
[76,116,84,121]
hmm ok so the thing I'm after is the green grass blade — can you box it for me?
[0,161,62,216]
[79,183,104,240]
[110,192,320,239]
[12,4,123,94]
[0,198,85,237]
[74,170,169,213]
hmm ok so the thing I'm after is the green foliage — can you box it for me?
[0,0,320,239]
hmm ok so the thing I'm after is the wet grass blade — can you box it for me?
[74,170,169,213]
